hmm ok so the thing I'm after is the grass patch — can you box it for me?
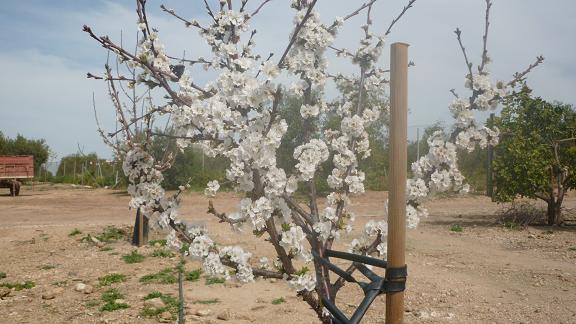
[97,226,127,242]
[68,228,82,237]
[151,249,175,258]
[98,273,127,286]
[205,277,225,285]
[140,268,177,285]
[101,288,124,303]
[39,264,56,270]
[100,288,129,312]
[185,269,202,282]
[122,250,145,264]
[272,297,286,305]
[0,281,35,291]
[82,226,127,244]
[0,272,6,279]
[569,246,576,251]
[148,239,167,247]
[100,246,114,252]
[450,224,463,232]
[141,291,178,319]
[193,298,220,305]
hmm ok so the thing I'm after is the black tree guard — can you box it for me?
[312,249,407,324]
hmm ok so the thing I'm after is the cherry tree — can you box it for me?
[85,0,542,322]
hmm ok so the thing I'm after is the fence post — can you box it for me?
[386,42,409,324]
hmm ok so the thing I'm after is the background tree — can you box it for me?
[493,87,576,225]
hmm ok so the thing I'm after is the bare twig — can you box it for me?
[343,0,377,21]
[385,0,417,36]
[478,0,492,73]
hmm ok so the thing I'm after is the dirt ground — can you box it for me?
[0,185,575,324]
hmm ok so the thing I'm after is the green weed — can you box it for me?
[98,273,127,286]
[122,251,145,264]
[140,268,177,285]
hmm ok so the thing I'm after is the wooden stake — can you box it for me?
[386,42,409,324]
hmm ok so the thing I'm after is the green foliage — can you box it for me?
[185,269,202,282]
[140,268,177,284]
[98,274,127,286]
[53,153,123,187]
[449,224,463,232]
[150,130,229,190]
[101,288,124,303]
[141,292,178,318]
[0,281,35,291]
[151,249,174,258]
[272,297,286,305]
[493,88,576,224]
[68,228,82,237]
[96,226,127,242]
[122,251,146,264]
[0,272,6,279]
[100,288,129,312]
[205,277,225,285]
[0,132,51,176]
[148,239,167,246]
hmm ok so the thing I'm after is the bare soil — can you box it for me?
[0,185,575,323]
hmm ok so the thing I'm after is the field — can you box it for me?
[0,185,575,323]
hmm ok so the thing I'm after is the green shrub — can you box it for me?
[272,297,286,305]
[122,251,145,264]
[450,224,463,232]
[185,269,202,282]
[205,277,225,285]
[140,269,177,284]
[0,281,35,291]
[98,274,127,286]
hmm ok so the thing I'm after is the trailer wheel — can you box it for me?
[9,181,20,197]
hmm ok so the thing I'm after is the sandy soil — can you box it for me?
[0,185,575,324]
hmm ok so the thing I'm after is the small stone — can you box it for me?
[42,287,64,300]
[115,299,126,304]
[0,287,11,299]
[269,279,277,283]
[144,297,166,309]
[83,285,94,294]
[195,309,212,317]
[217,310,231,321]
[160,311,173,320]
[74,283,87,292]
[154,242,162,248]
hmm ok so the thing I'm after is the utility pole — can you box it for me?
[386,42,409,324]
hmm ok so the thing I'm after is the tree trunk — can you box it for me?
[546,200,563,226]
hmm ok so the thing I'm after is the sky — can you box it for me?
[0,0,575,161]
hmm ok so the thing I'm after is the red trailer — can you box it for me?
[0,156,34,196]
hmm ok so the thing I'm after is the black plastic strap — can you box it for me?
[325,249,388,268]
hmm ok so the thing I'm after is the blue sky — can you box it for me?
[1,0,575,160]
